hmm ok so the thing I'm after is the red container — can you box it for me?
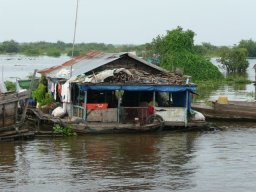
[86,103,108,110]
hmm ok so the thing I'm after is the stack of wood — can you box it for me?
[105,71,132,83]
[104,68,187,85]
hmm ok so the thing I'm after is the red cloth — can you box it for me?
[148,106,154,114]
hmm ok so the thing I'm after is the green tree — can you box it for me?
[194,42,218,56]
[32,75,53,107]
[46,48,61,57]
[20,44,41,56]
[2,40,19,53]
[4,81,16,91]
[238,39,256,57]
[219,47,249,73]
[147,27,223,81]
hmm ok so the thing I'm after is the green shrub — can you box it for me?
[4,81,16,91]
[46,48,61,57]
[32,83,53,107]
[53,124,77,136]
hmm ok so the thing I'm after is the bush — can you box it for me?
[53,124,77,136]
[32,83,53,107]
[46,48,61,57]
[4,81,16,91]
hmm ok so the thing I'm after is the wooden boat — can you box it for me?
[0,90,30,127]
[0,71,37,141]
[192,100,256,121]
[26,108,163,135]
[27,107,211,135]
[72,122,163,134]
[0,90,35,141]
[18,78,39,90]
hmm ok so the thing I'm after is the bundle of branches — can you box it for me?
[104,71,132,83]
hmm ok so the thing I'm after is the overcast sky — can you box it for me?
[0,0,255,46]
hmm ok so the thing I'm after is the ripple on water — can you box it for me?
[1,130,256,191]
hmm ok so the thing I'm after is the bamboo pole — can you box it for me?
[20,69,37,124]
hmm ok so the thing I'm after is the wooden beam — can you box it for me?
[21,69,37,123]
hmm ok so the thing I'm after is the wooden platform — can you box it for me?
[71,122,162,134]
[27,108,210,134]
[0,131,35,142]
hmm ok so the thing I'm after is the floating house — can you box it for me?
[38,51,205,132]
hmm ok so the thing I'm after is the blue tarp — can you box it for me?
[79,84,197,93]
[77,84,195,110]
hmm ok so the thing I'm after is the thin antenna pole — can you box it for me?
[1,64,3,82]
[70,0,79,78]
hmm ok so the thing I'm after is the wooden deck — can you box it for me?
[0,131,35,142]
[27,108,210,134]
[72,122,163,134]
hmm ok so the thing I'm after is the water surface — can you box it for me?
[1,129,256,192]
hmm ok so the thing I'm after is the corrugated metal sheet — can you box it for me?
[38,51,167,79]
[38,51,117,79]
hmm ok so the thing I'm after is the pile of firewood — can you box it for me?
[104,69,186,85]
[105,71,132,83]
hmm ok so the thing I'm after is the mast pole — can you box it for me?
[70,0,79,78]
[1,64,3,82]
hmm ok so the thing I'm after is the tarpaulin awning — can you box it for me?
[78,84,197,93]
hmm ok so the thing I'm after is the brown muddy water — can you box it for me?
[1,127,256,192]
[2,56,256,191]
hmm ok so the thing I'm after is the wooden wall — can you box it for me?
[0,102,17,128]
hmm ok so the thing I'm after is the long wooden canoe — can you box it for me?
[192,101,256,121]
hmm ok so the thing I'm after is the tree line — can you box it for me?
[1,29,256,81]
[2,37,256,59]
[0,40,146,57]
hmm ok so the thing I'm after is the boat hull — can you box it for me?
[192,101,256,121]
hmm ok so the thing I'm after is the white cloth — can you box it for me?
[52,106,66,117]
[61,82,71,103]
[192,111,205,121]
[0,82,7,93]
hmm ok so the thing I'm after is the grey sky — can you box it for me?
[0,0,255,45]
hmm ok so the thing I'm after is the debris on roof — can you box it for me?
[73,68,187,85]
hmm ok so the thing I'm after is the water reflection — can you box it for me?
[0,133,201,191]
[2,130,256,191]
[0,142,16,187]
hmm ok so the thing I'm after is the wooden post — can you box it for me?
[83,91,87,121]
[185,90,189,127]
[169,92,171,107]
[153,91,156,107]
[2,104,5,127]
[117,96,121,123]
[255,66,256,100]
[253,64,256,100]
[20,69,37,124]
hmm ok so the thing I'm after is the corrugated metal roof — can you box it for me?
[38,51,167,79]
